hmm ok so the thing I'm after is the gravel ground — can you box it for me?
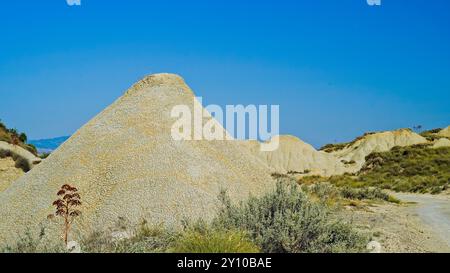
[342,197,450,253]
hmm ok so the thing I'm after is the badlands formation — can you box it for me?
[248,129,429,177]
[0,72,447,244]
[245,136,347,176]
[0,74,274,244]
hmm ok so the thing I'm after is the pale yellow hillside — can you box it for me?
[245,135,350,177]
[433,137,450,148]
[438,126,450,138]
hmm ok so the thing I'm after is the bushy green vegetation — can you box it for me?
[301,145,450,194]
[212,180,367,253]
[0,119,38,156]
[301,182,400,204]
[287,169,311,175]
[339,187,400,203]
[39,152,51,159]
[358,145,449,193]
[341,160,356,165]
[173,228,259,253]
[81,182,367,253]
[81,222,179,253]
[2,180,368,253]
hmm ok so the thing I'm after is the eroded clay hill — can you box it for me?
[248,129,430,177]
[329,129,428,173]
[0,73,274,244]
[245,136,348,177]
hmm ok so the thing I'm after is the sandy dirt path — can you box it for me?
[394,193,450,249]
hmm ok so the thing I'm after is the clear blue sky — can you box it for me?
[0,0,449,147]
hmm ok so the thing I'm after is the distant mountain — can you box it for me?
[29,136,70,153]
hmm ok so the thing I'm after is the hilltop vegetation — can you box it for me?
[419,128,442,141]
[420,128,450,141]
[319,132,377,153]
[300,144,450,194]
[0,119,37,156]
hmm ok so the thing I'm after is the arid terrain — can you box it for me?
[0,74,449,253]
[344,192,450,253]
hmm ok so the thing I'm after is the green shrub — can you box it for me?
[305,182,339,201]
[40,152,51,159]
[340,187,390,201]
[82,222,178,253]
[172,229,259,253]
[271,172,289,179]
[213,180,367,253]
[0,130,11,143]
[287,169,311,175]
[19,133,27,143]
[0,120,38,156]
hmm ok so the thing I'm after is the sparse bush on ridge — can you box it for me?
[319,132,377,153]
[420,128,447,141]
[39,152,51,159]
[341,160,356,165]
[0,119,38,156]
[339,186,400,203]
[299,181,399,204]
[287,169,311,175]
[271,172,290,179]
[24,143,38,155]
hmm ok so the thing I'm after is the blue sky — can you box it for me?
[0,0,449,147]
